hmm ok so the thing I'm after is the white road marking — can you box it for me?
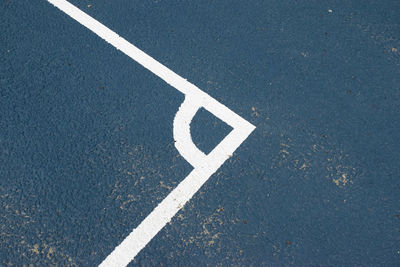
[47,0,256,266]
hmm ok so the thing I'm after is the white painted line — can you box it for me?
[47,0,256,266]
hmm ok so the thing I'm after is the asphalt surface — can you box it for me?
[1,0,400,266]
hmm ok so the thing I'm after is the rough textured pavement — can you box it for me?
[1,0,399,266]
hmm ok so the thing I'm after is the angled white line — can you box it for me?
[47,0,255,266]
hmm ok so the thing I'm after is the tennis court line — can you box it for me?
[47,0,255,266]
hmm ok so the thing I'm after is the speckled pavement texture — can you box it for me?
[1,0,399,266]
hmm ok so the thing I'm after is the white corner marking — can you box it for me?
[47,0,256,266]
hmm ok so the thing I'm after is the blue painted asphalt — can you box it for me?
[1,0,399,266]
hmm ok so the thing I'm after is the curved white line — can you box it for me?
[173,96,206,168]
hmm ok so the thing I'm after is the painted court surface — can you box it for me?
[1,0,399,266]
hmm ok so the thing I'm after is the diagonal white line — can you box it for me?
[47,0,255,266]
